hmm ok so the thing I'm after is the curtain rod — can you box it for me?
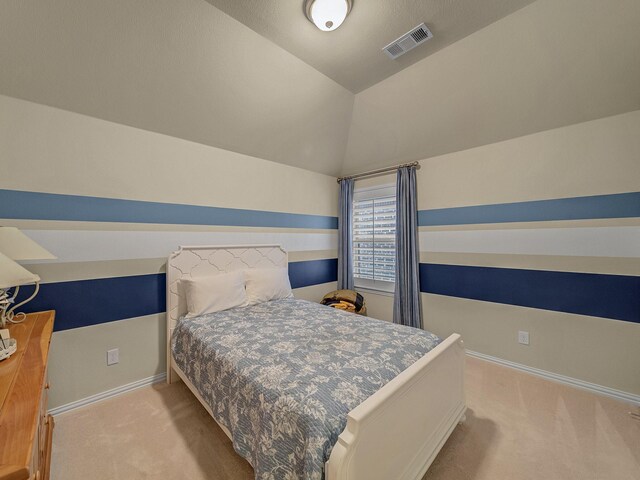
[337,161,420,183]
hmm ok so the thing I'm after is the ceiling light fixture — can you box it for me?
[304,0,353,32]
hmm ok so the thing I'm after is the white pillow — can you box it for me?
[182,271,247,317]
[244,267,293,305]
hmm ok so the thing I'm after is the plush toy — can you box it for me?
[320,290,367,316]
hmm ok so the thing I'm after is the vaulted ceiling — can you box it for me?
[0,0,353,176]
[1,0,639,177]
[342,0,640,174]
[204,0,535,93]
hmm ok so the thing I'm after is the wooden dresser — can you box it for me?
[0,311,55,480]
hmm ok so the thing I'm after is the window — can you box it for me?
[352,185,396,292]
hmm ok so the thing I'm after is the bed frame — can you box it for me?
[166,245,466,480]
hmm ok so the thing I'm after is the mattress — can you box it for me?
[171,298,441,480]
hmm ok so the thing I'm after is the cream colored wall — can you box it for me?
[48,314,166,408]
[356,111,640,396]
[418,112,640,396]
[423,294,640,396]
[417,110,640,210]
[293,282,338,304]
[343,0,640,175]
[361,291,394,323]
[364,286,640,397]
[0,96,340,410]
[47,281,337,408]
[0,95,337,216]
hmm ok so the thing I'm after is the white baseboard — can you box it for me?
[48,372,167,416]
[466,350,640,406]
[48,352,640,416]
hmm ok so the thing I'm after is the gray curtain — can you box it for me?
[337,178,354,290]
[394,166,422,328]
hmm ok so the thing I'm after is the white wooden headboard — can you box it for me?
[166,244,287,384]
[166,244,288,331]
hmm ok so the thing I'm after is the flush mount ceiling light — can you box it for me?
[304,0,353,32]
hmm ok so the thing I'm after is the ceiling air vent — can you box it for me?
[382,23,433,60]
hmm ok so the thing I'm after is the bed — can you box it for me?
[167,245,466,480]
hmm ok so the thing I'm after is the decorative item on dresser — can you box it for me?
[0,311,55,480]
[0,227,56,328]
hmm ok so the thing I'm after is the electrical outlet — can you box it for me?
[107,348,119,366]
[518,331,530,345]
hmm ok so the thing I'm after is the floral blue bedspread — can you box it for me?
[171,298,441,480]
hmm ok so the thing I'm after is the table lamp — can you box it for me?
[0,227,56,261]
[0,252,41,326]
[0,227,56,327]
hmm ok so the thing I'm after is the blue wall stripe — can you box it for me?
[420,263,639,323]
[16,259,338,331]
[19,273,166,331]
[0,189,338,230]
[419,191,640,226]
[288,258,338,289]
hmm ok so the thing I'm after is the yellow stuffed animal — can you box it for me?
[320,290,367,316]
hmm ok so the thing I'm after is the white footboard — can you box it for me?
[326,334,466,480]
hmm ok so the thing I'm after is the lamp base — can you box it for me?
[0,337,17,361]
[0,288,11,328]
[0,283,38,328]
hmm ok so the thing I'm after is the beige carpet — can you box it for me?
[51,357,640,480]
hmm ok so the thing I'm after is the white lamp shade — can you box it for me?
[307,0,351,32]
[0,252,40,289]
[0,227,56,261]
